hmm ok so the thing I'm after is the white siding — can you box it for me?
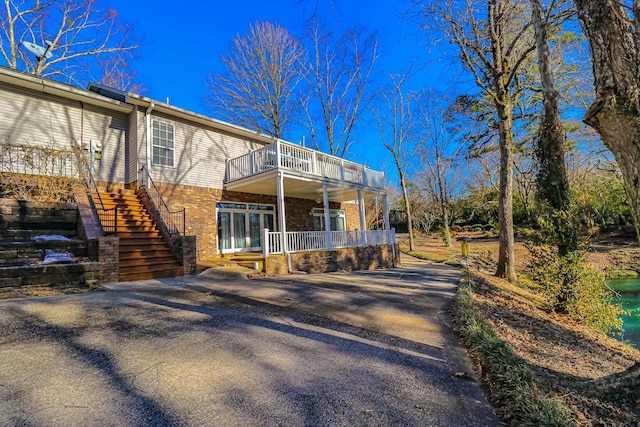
[86,104,128,184]
[0,81,130,184]
[0,81,82,149]
[138,110,265,189]
[126,107,139,184]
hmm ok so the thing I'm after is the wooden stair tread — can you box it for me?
[96,189,184,282]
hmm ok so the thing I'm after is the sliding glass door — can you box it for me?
[216,202,275,254]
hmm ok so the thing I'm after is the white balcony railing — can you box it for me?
[226,140,385,189]
[263,229,396,255]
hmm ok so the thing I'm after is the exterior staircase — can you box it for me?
[97,189,184,281]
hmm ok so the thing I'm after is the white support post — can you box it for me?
[276,172,287,254]
[262,228,270,257]
[323,183,332,251]
[358,190,367,246]
[340,159,345,180]
[275,139,282,169]
[312,151,317,175]
[249,150,254,175]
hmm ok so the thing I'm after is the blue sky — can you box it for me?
[106,0,455,179]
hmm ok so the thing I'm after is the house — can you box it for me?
[0,66,397,281]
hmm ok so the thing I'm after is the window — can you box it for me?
[312,208,346,231]
[152,120,175,167]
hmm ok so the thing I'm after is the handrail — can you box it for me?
[265,229,396,254]
[138,165,184,236]
[226,140,385,188]
[84,163,117,235]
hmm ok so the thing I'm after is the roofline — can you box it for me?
[126,93,278,145]
[0,65,283,146]
[0,66,133,113]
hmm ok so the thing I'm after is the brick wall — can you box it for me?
[263,244,398,275]
[98,235,119,283]
[146,182,369,260]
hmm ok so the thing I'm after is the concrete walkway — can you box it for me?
[0,255,498,426]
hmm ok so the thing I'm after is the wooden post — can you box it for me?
[276,172,287,254]
[323,183,332,251]
[358,189,367,246]
[262,228,270,257]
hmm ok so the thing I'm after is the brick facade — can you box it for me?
[98,235,119,283]
[150,182,367,260]
[263,244,399,275]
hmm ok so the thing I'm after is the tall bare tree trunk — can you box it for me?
[490,0,517,283]
[531,0,574,255]
[495,100,518,283]
[574,0,640,244]
[400,172,415,251]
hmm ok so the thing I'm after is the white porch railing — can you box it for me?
[227,140,385,189]
[263,229,396,255]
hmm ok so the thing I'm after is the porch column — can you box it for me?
[276,172,287,253]
[358,190,367,246]
[323,183,332,250]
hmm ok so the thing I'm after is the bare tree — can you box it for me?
[374,73,419,251]
[0,0,138,86]
[414,0,539,282]
[573,0,640,244]
[417,94,464,247]
[208,21,304,139]
[530,0,575,254]
[300,20,378,157]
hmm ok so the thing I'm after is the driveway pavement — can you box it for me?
[0,255,498,426]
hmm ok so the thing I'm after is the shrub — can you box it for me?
[454,277,573,426]
[440,227,451,246]
[526,243,625,334]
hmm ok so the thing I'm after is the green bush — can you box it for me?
[441,227,452,246]
[454,278,573,426]
[526,243,625,334]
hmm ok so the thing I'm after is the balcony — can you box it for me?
[226,140,385,190]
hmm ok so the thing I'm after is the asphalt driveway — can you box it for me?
[0,255,498,426]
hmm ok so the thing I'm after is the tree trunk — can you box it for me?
[495,101,518,283]
[574,0,640,244]
[532,0,575,255]
[441,201,451,247]
[400,173,415,251]
[489,0,517,283]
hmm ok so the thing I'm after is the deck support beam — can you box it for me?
[323,183,332,251]
[358,190,367,246]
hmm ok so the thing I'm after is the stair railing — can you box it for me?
[86,172,118,235]
[138,165,185,236]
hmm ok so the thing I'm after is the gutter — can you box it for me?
[145,102,155,174]
[0,67,132,113]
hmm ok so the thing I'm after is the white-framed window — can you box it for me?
[312,208,346,231]
[216,202,276,252]
[152,120,175,167]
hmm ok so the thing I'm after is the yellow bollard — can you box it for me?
[461,240,469,257]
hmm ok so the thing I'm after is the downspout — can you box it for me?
[145,102,155,175]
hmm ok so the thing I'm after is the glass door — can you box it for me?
[233,212,246,249]
[216,202,276,254]
[217,212,231,251]
[249,213,261,248]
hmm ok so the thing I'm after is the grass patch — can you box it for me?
[400,247,449,263]
[604,268,639,279]
[453,273,573,426]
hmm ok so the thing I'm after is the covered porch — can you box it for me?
[224,140,396,271]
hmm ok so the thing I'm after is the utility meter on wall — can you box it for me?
[92,141,103,160]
